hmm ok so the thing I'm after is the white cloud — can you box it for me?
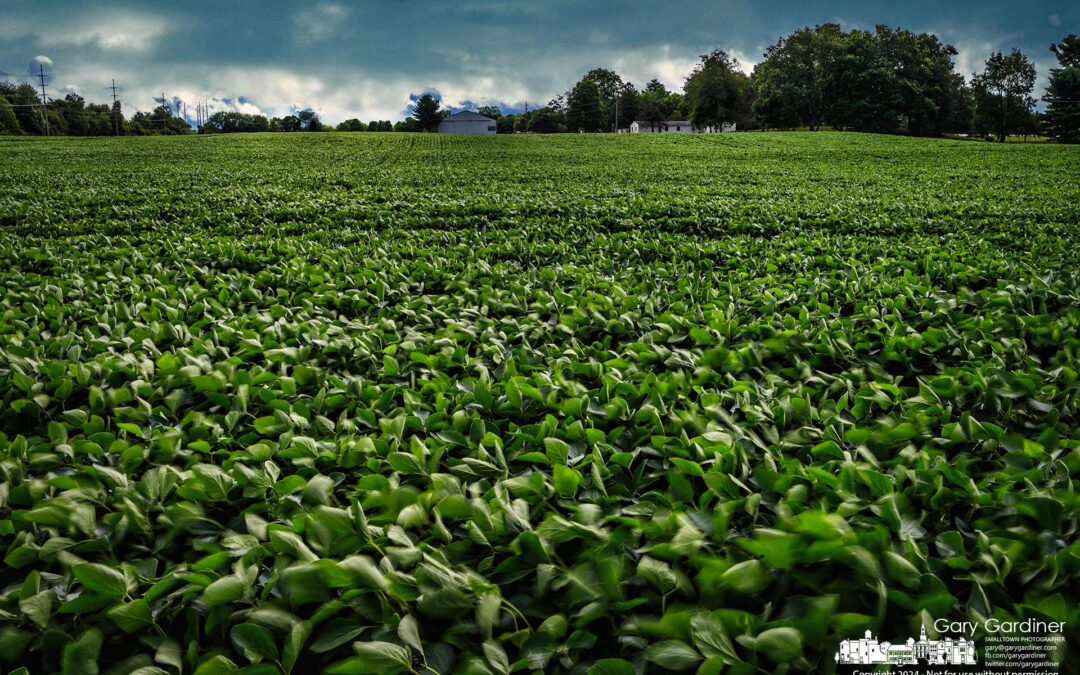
[294,4,349,43]
[952,40,997,81]
[34,54,52,66]
[5,12,172,53]
[59,14,170,52]
[611,45,698,92]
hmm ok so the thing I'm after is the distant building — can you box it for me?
[438,111,497,134]
[629,120,736,133]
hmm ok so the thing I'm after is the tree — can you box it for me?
[281,115,301,132]
[636,79,683,129]
[826,28,905,133]
[582,68,624,130]
[939,73,974,134]
[684,49,746,130]
[565,78,605,132]
[394,117,419,132]
[295,109,321,131]
[47,107,68,135]
[1044,34,1080,143]
[751,23,972,135]
[528,107,561,133]
[205,112,270,133]
[412,94,442,132]
[59,93,88,136]
[0,96,19,134]
[477,105,501,120]
[0,83,46,134]
[972,49,1036,142]
[583,68,624,102]
[869,26,967,136]
[753,24,845,130]
[638,95,667,131]
[82,103,113,136]
[496,115,516,134]
[735,85,757,130]
[1050,34,1080,68]
[127,105,176,134]
[616,84,639,130]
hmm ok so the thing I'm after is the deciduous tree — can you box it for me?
[565,79,605,132]
[753,24,844,130]
[972,49,1036,142]
[0,96,19,134]
[684,50,746,130]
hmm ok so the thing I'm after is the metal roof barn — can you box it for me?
[438,111,497,134]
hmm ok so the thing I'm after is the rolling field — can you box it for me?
[0,132,1079,674]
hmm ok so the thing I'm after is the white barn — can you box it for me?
[438,111,497,134]
[629,120,736,133]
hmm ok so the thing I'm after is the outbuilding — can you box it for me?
[438,111,497,134]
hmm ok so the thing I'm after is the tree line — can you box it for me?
[0,82,333,136]
[2,29,1078,142]
[0,83,194,136]
[335,28,1080,143]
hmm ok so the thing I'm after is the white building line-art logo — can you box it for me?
[835,625,977,665]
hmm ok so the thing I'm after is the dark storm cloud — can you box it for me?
[0,0,1074,123]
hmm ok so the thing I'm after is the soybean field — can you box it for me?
[0,132,1078,674]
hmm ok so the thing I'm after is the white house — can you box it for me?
[629,120,736,133]
[438,111,497,134]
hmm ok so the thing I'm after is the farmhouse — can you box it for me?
[629,120,736,133]
[438,111,497,134]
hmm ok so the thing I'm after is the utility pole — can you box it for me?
[110,78,120,136]
[37,64,50,136]
[162,92,167,132]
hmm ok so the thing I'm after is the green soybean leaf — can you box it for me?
[107,599,153,633]
[231,622,280,663]
[643,640,702,671]
[73,563,127,597]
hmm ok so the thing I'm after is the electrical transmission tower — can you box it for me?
[37,64,49,136]
[110,79,120,136]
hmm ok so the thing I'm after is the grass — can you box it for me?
[0,131,1078,674]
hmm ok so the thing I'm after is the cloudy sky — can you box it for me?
[0,1,1074,124]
